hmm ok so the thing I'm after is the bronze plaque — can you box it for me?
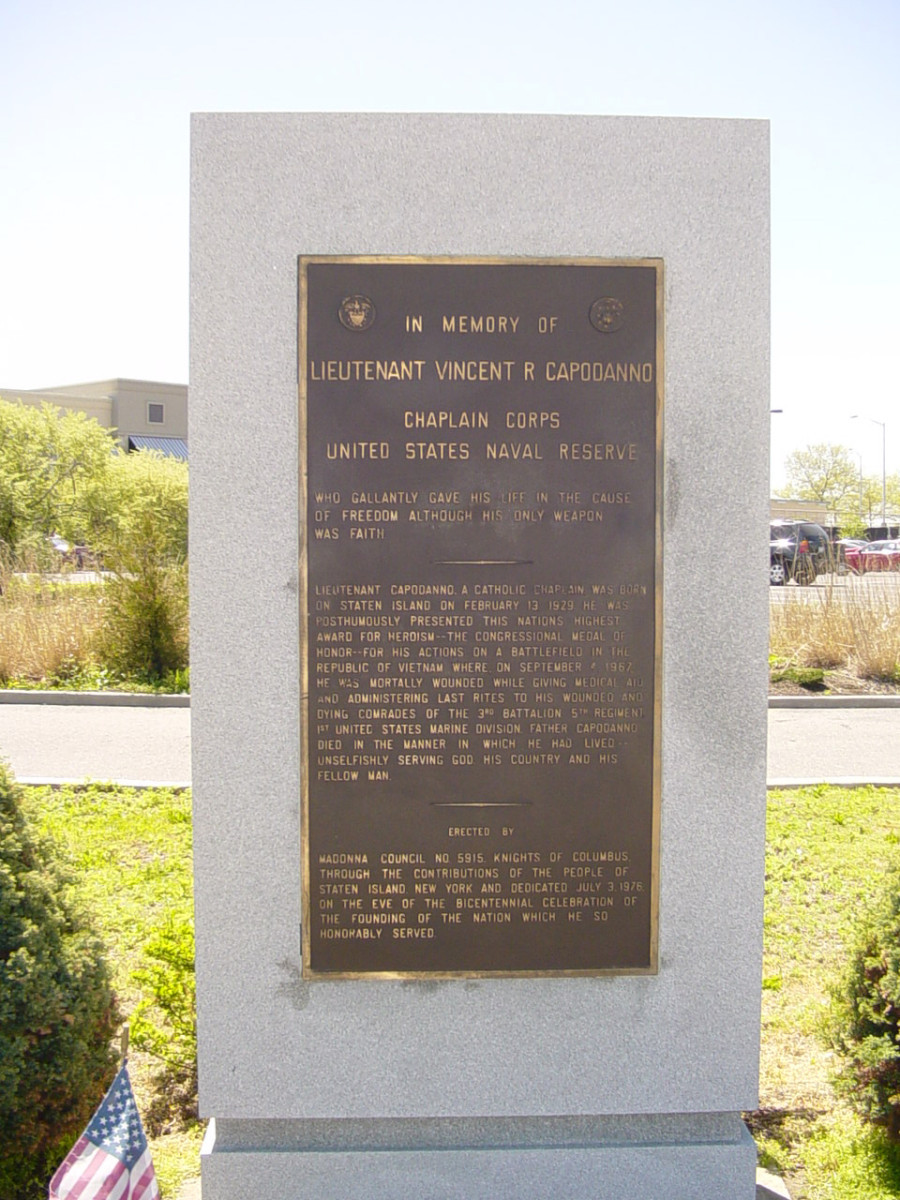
[299,256,662,978]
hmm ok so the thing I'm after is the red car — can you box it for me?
[837,539,869,574]
[859,540,900,572]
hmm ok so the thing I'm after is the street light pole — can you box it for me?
[850,415,887,527]
[852,450,863,521]
[883,422,887,527]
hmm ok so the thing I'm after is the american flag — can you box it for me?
[49,1064,159,1200]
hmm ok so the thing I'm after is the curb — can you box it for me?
[768,777,900,789]
[0,690,189,707]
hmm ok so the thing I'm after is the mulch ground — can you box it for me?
[769,668,900,698]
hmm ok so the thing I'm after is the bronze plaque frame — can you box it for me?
[299,256,663,979]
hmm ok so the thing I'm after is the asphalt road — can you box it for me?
[1,694,899,787]
[769,568,900,603]
[767,701,900,785]
[0,695,192,786]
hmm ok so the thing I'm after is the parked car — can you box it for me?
[859,539,900,572]
[836,538,869,574]
[770,536,815,585]
[769,521,830,585]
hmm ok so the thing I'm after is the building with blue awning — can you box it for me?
[0,378,188,456]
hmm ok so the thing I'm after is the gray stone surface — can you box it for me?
[183,1164,787,1200]
[201,1118,758,1200]
[190,113,769,1196]
[183,1162,789,1200]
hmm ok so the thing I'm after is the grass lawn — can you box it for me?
[755,785,900,1198]
[17,781,900,1199]
[19,783,202,1199]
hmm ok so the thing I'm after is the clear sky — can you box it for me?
[1,0,897,488]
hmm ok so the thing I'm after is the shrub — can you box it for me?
[0,763,119,1198]
[98,507,189,684]
[831,868,900,1139]
[769,665,826,690]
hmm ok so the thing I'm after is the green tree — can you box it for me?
[778,443,860,517]
[839,512,869,539]
[859,475,885,524]
[86,448,188,561]
[0,399,115,560]
[0,400,189,565]
[848,473,900,528]
[0,763,119,1198]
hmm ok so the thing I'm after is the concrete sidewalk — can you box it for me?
[1,691,899,788]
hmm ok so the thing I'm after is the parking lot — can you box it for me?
[769,568,900,604]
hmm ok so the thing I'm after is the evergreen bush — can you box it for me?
[0,764,119,1198]
[831,868,900,1139]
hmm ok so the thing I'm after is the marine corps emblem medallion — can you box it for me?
[338,295,376,331]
